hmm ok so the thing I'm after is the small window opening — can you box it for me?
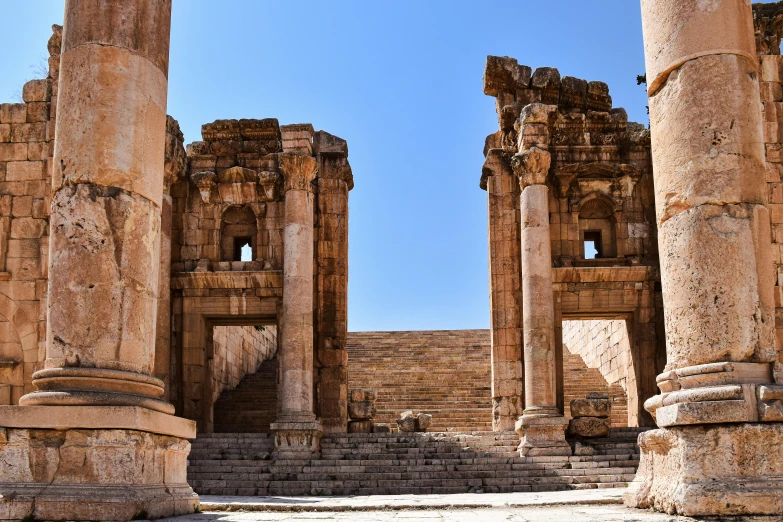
[234,237,252,262]
[584,231,602,259]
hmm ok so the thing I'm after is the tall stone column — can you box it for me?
[0,2,197,520]
[626,1,783,516]
[271,152,323,457]
[482,149,524,431]
[512,104,570,456]
[20,0,172,413]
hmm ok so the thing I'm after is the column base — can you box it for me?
[0,406,198,521]
[271,418,323,459]
[515,414,571,457]
[625,424,783,516]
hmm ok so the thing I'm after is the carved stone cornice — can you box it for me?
[279,153,318,192]
[512,147,551,189]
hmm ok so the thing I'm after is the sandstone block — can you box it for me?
[22,79,51,103]
[568,417,610,438]
[626,425,783,516]
[0,104,26,124]
[570,397,611,418]
[372,424,391,433]
[0,144,28,162]
[347,420,373,433]
[6,161,44,182]
[348,401,376,420]
[0,124,9,142]
[350,389,376,403]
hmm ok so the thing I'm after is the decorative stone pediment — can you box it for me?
[554,162,643,199]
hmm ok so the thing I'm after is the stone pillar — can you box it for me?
[512,104,570,456]
[625,1,783,516]
[482,148,524,431]
[271,152,322,457]
[20,0,172,413]
[313,132,353,435]
[0,2,197,520]
[155,116,186,403]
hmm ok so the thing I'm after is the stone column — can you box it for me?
[0,2,197,520]
[19,0,172,413]
[271,152,323,457]
[626,1,783,516]
[482,148,523,431]
[512,104,570,456]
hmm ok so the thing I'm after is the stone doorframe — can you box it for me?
[201,315,278,434]
[170,270,284,433]
[553,266,664,427]
[177,293,279,433]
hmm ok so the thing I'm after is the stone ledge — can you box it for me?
[0,405,196,438]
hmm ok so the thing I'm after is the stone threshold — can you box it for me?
[197,488,625,512]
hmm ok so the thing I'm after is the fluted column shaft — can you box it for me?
[20,0,173,414]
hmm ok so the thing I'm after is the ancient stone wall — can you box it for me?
[210,325,277,406]
[756,3,783,373]
[0,26,61,406]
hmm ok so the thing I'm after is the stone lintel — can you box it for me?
[170,270,283,290]
[0,405,196,439]
[552,266,651,283]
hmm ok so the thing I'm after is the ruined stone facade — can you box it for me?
[3,0,783,519]
[481,57,665,434]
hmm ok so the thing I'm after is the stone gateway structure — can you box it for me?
[1,0,783,520]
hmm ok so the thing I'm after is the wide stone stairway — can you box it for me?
[213,357,278,433]
[188,428,645,496]
[346,330,494,432]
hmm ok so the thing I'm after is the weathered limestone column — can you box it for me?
[19,0,173,413]
[0,2,197,520]
[625,1,783,516]
[271,152,323,457]
[482,149,524,431]
[512,104,570,456]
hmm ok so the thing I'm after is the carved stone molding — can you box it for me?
[512,147,551,188]
[191,171,217,203]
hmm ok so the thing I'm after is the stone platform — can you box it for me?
[188,429,646,496]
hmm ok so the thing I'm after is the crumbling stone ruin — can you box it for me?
[480,0,783,517]
[1,0,783,519]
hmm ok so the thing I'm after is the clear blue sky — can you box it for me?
[3,1,758,332]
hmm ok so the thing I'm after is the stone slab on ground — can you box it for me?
[196,489,624,512]
[158,503,729,521]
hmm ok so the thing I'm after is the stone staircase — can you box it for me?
[187,428,646,496]
[346,330,493,432]
[563,350,628,427]
[213,356,278,433]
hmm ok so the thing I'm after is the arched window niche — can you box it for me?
[220,205,258,262]
[576,194,618,260]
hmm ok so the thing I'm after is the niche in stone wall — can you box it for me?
[220,205,257,262]
[577,195,617,259]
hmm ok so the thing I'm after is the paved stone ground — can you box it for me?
[159,505,690,521]
[156,490,715,521]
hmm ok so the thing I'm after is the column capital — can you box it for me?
[512,147,551,189]
[279,153,318,192]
